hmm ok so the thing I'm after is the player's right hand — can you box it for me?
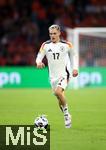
[36,62,45,68]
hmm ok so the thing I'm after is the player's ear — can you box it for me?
[58,31,61,36]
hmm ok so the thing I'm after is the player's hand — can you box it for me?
[36,62,45,68]
[72,69,78,77]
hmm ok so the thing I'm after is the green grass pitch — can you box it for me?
[0,88,106,150]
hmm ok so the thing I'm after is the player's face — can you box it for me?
[49,28,60,43]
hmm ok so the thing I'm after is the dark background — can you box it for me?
[0,0,106,66]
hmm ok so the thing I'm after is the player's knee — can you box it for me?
[54,89,62,97]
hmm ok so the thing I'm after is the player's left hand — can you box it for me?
[72,69,78,77]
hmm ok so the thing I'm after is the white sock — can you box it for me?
[62,104,69,115]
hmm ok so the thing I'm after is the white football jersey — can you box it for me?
[36,40,78,80]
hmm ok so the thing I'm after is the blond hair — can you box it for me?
[49,24,60,31]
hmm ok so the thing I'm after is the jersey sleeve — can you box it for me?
[67,41,78,70]
[36,42,46,64]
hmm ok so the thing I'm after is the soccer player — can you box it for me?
[36,24,78,128]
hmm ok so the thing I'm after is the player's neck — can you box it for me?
[52,38,60,43]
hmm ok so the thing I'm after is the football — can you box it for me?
[34,115,48,129]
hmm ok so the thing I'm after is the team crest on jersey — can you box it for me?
[60,46,65,52]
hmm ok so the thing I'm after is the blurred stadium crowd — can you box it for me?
[0,0,106,66]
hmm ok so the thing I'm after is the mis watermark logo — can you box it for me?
[0,125,50,150]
